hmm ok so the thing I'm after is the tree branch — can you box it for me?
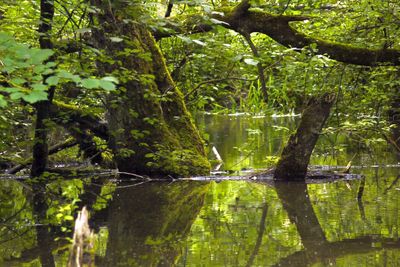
[220,8,400,66]
[154,3,400,66]
[49,101,109,141]
[241,32,268,102]
[7,138,78,174]
[184,77,256,99]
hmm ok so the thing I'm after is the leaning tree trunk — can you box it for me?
[91,1,210,177]
[274,93,336,180]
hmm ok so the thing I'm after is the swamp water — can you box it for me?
[1,114,400,266]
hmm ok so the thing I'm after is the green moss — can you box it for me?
[96,21,210,177]
[53,100,80,111]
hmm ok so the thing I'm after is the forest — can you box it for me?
[1,0,400,266]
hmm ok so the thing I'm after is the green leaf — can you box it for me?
[33,64,46,74]
[57,70,81,83]
[244,58,259,66]
[177,35,192,44]
[193,39,206,46]
[29,48,54,64]
[22,90,48,103]
[46,76,60,86]
[64,215,74,221]
[99,80,116,91]
[0,32,13,43]
[1,87,20,93]
[13,46,31,60]
[102,76,119,84]
[10,92,25,100]
[10,78,26,85]
[81,78,100,89]
[31,83,47,91]
[110,37,123,42]
[209,18,229,26]
[45,62,57,68]
[31,75,43,82]
[0,95,7,107]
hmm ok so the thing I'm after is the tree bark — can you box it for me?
[274,93,335,180]
[90,1,210,177]
[30,0,55,178]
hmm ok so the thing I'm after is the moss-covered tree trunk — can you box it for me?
[274,93,335,180]
[91,1,210,177]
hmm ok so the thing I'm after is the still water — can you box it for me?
[1,114,400,266]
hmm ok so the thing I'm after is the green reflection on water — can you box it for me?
[196,114,296,171]
[1,115,400,266]
[197,114,399,172]
[180,168,400,266]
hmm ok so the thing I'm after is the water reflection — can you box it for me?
[1,114,400,266]
[102,182,210,266]
[276,180,400,267]
[1,171,400,266]
[182,169,400,266]
[32,183,56,267]
[196,114,399,171]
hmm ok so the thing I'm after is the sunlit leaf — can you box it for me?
[22,90,48,103]
[99,80,116,91]
[193,39,206,46]
[102,76,119,84]
[0,87,20,93]
[244,58,259,66]
[31,83,47,91]
[29,49,54,64]
[64,215,74,221]
[46,76,60,86]
[110,37,123,42]
[0,95,7,107]
[57,70,81,83]
[10,92,25,100]
[209,18,230,26]
[81,78,100,89]
[10,78,26,85]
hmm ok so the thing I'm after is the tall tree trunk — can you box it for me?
[274,93,335,180]
[91,1,210,177]
[30,0,55,177]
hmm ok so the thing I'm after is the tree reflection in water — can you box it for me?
[274,180,400,266]
[102,181,210,266]
[2,174,400,266]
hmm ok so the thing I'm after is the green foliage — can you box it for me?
[0,0,399,173]
[0,32,117,107]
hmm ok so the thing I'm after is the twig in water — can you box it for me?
[116,171,150,180]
